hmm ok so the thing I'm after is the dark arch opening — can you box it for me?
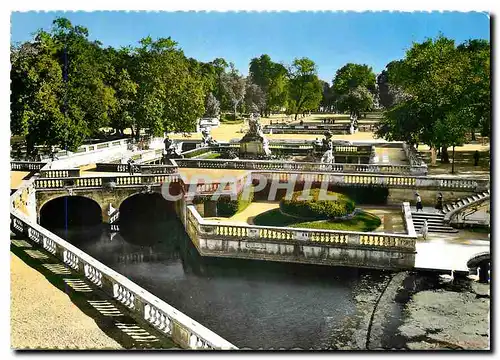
[119,193,182,246]
[40,196,103,231]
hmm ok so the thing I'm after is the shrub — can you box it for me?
[216,187,254,217]
[280,189,355,219]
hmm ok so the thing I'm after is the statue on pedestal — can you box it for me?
[239,114,271,158]
[201,128,218,147]
[318,130,335,164]
[163,135,183,160]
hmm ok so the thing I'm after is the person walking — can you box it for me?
[415,193,423,212]
[435,192,443,212]
[127,158,135,175]
[473,150,480,166]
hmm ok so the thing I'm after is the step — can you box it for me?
[413,226,459,234]
[411,212,445,219]
[412,219,444,224]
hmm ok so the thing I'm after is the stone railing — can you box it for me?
[402,143,426,168]
[444,192,490,225]
[52,138,131,159]
[253,171,490,192]
[173,158,424,174]
[187,206,416,249]
[39,169,81,178]
[10,209,236,350]
[11,161,47,172]
[34,174,181,190]
[185,205,417,271]
[95,163,178,174]
[402,202,417,237]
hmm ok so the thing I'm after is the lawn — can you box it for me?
[253,208,381,232]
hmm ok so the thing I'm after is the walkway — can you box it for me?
[11,171,31,190]
[10,235,176,350]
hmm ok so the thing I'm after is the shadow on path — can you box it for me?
[10,234,179,350]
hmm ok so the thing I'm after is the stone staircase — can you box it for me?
[441,190,490,214]
[411,190,490,234]
[411,212,459,234]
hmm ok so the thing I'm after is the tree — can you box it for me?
[375,36,487,167]
[205,92,220,118]
[244,80,266,114]
[287,58,322,120]
[332,63,376,117]
[222,64,246,120]
[249,54,288,116]
[129,36,206,137]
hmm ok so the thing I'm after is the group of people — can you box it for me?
[322,118,336,124]
[415,192,443,240]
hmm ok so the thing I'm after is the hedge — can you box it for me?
[216,187,254,217]
[280,189,355,219]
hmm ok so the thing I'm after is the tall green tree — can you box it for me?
[332,63,376,117]
[375,36,489,166]
[249,54,288,116]
[287,58,322,120]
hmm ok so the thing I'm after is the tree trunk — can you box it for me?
[441,146,450,163]
[471,129,476,141]
[430,147,437,166]
[233,104,237,121]
[451,146,456,174]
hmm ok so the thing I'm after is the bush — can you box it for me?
[280,189,355,220]
[216,187,254,217]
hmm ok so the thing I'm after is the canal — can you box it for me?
[42,194,396,350]
[48,220,398,350]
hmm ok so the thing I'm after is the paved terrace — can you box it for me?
[11,235,177,349]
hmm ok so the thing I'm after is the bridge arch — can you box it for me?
[39,195,103,230]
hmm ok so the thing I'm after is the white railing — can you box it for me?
[187,205,416,251]
[402,202,416,237]
[10,169,236,349]
[253,171,489,192]
[10,209,236,350]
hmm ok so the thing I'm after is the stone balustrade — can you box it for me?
[95,163,178,174]
[187,206,416,251]
[10,208,236,350]
[401,202,417,237]
[254,171,489,192]
[34,174,181,189]
[172,158,428,175]
[39,169,81,178]
[11,161,47,171]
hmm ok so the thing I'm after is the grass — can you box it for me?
[198,152,221,159]
[253,208,381,232]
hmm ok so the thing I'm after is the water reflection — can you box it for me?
[50,219,388,349]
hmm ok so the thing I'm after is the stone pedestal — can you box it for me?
[240,141,266,157]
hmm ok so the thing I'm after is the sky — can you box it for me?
[10,11,490,82]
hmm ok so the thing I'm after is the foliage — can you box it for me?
[244,80,266,114]
[222,64,246,120]
[375,36,490,167]
[205,92,220,118]
[287,58,323,120]
[332,63,376,117]
[249,54,289,115]
[254,208,381,232]
[216,187,254,217]
[280,189,355,219]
